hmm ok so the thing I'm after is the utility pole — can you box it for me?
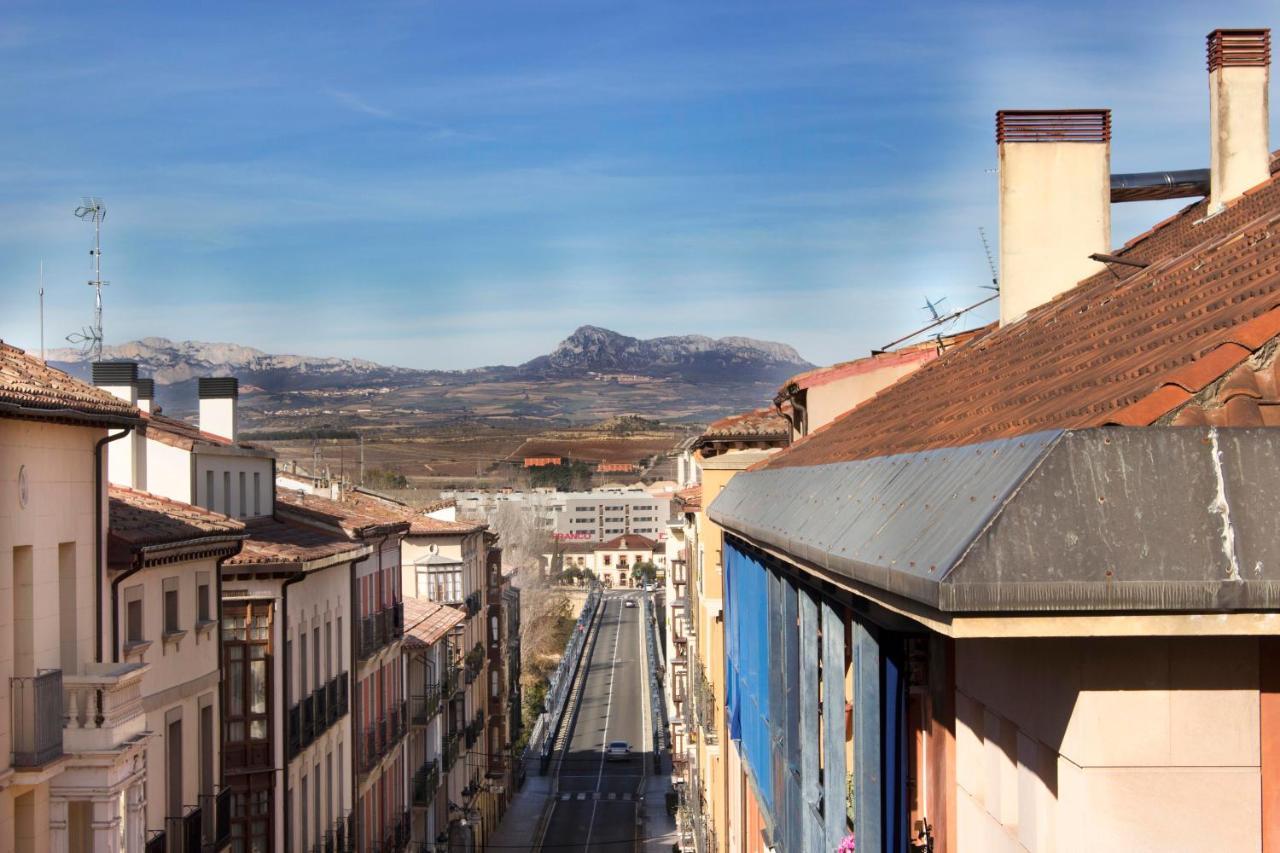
[359,434,365,486]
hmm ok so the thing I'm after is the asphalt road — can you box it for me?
[540,593,647,851]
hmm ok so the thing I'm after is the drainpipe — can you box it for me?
[95,426,134,663]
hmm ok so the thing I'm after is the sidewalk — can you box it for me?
[642,762,677,853]
[488,764,553,849]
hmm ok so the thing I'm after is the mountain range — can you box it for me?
[48,326,812,425]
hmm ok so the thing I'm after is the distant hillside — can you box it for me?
[48,326,812,425]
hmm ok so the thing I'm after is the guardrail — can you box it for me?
[526,585,602,771]
[644,596,668,772]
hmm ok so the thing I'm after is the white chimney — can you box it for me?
[997,109,1112,325]
[1207,29,1271,213]
[135,378,154,414]
[198,377,238,441]
[93,361,142,488]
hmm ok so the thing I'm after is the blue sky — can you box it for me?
[0,1,1276,369]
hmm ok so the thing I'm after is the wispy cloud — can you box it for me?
[327,89,395,120]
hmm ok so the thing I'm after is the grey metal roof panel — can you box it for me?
[709,431,1062,607]
[710,427,1280,614]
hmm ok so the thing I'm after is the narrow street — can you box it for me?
[540,593,647,851]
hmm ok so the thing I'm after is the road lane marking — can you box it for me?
[584,598,623,852]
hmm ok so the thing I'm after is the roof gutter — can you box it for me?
[2,400,140,429]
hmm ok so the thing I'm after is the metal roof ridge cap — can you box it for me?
[936,429,1067,611]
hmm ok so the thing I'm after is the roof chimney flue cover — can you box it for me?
[1207,28,1270,71]
[134,378,155,400]
[996,109,1111,144]
[198,377,239,399]
[91,361,138,386]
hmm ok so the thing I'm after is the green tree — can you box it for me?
[631,560,658,586]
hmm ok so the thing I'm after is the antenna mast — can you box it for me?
[979,226,999,292]
[69,198,108,361]
[38,261,45,363]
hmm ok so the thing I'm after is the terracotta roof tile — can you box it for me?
[225,516,367,566]
[402,598,466,649]
[276,490,410,539]
[764,171,1280,469]
[699,407,791,442]
[142,411,272,454]
[599,533,659,551]
[0,342,140,424]
[108,487,245,564]
[340,490,486,536]
[779,328,991,395]
[674,485,703,510]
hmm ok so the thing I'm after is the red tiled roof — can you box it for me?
[402,598,465,649]
[339,490,487,536]
[225,516,367,566]
[699,407,791,441]
[276,490,410,539]
[108,487,245,564]
[779,328,990,395]
[675,485,703,511]
[0,342,140,424]
[765,169,1280,470]
[142,410,272,454]
[599,533,659,551]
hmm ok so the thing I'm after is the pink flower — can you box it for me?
[836,834,856,852]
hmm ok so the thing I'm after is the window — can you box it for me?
[326,752,333,833]
[125,585,144,645]
[164,577,181,635]
[325,620,333,680]
[238,472,247,517]
[313,760,321,846]
[197,572,211,624]
[300,631,308,697]
[336,617,343,673]
[230,784,270,853]
[223,602,271,744]
[312,626,320,694]
[167,714,183,819]
[200,702,214,799]
[205,470,215,511]
[253,472,262,516]
[299,774,308,851]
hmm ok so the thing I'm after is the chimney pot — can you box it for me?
[198,377,239,441]
[996,109,1112,326]
[1207,28,1271,212]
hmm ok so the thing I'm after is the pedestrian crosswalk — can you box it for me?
[558,791,636,802]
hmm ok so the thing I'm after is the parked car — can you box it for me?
[606,741,632,761]
[624,598,637,608]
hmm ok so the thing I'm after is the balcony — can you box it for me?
[464,644,484,685]
[358,601,404,660]
[11,669,63,767]
[63,662,149,755]
[409,684,443,727]
[442,731,461,772]
[288,673,349,761]
[198,788,232,852]
[411,759,441,807]
[357,701,407,775]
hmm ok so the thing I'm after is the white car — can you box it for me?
[624,598,637,608]
[605,741,631,761]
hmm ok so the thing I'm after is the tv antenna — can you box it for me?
[922,296,947,322]
[979,226,999,292]
[68,197,108,360]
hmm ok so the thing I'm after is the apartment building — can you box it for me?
[705,27,1280,853]
[448,487,668,542]
[402,600,464,850]
[675,410,790,853]
[338,489,515,850]
[108,487,246,852]
[663,484,700,850]
[270,491,410,853]
[546,533,665,588]
[0,343,152,852]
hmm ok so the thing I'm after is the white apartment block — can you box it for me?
[447,487,669,542]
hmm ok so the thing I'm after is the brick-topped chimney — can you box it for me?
[997,109,1112,325]
[1207,28,1271,213]
[134,378,154,414]
[198,377,238,441]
